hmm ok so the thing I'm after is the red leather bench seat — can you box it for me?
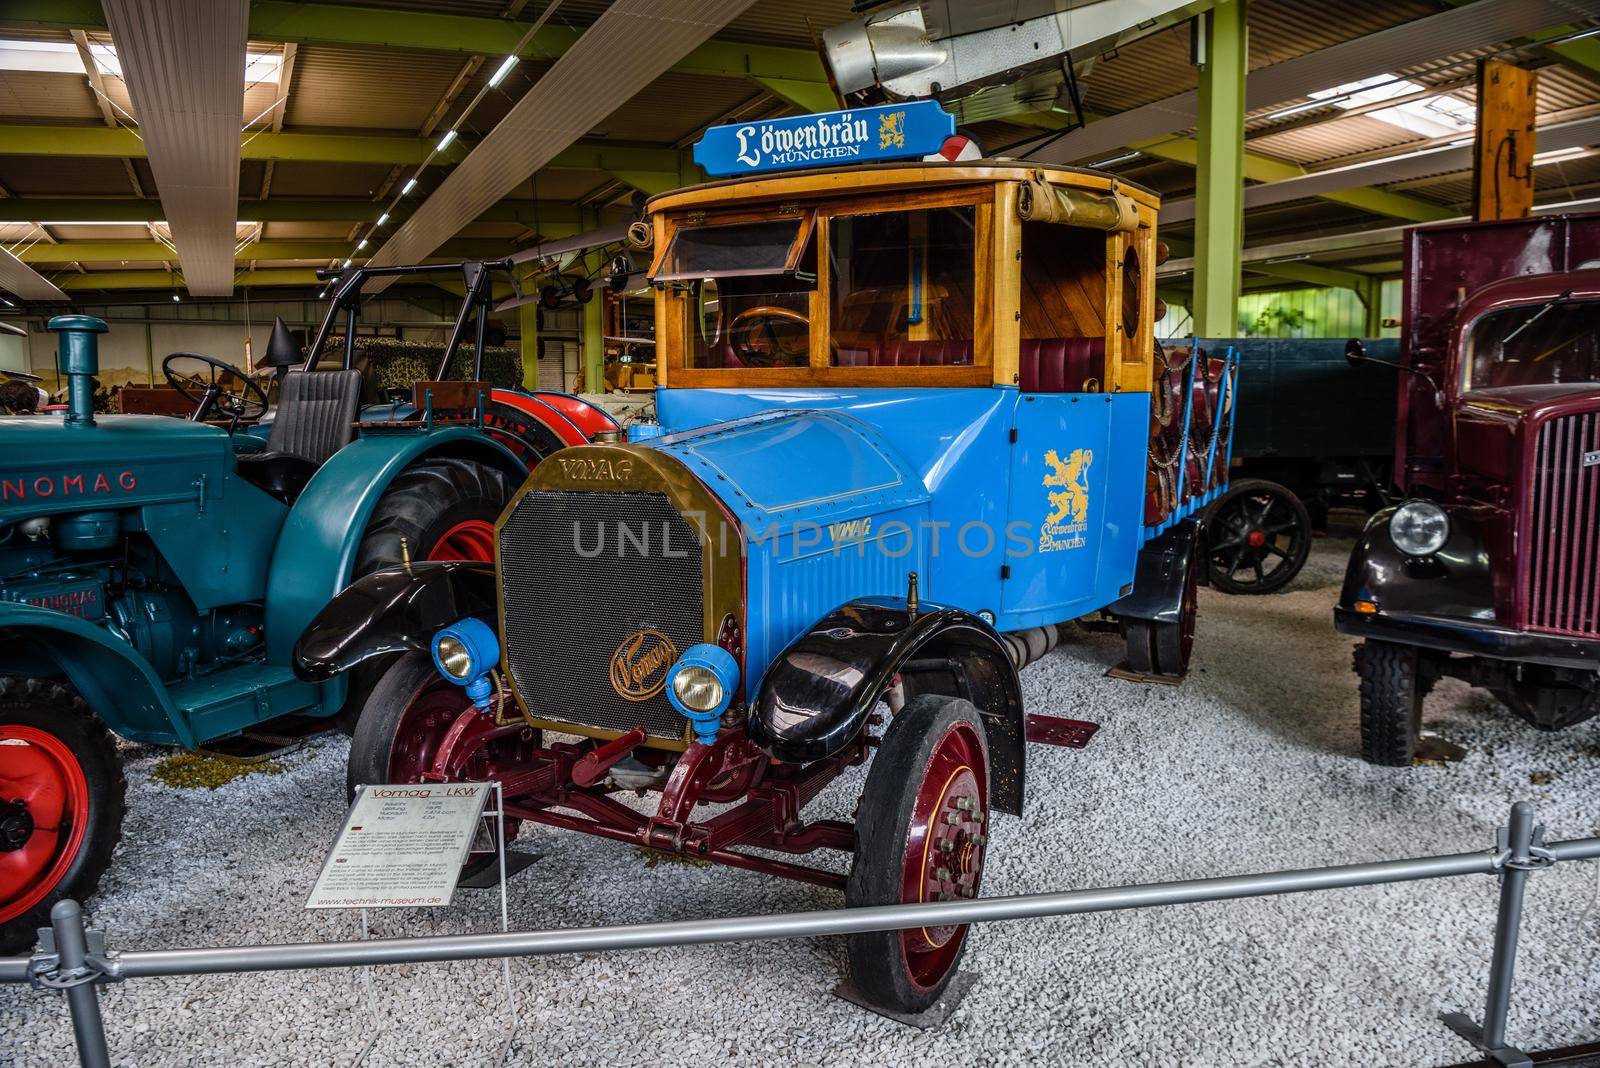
[723,335,1105,392]
[1018,337,1104,393]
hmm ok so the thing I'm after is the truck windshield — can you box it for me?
[1467,298,1600,390]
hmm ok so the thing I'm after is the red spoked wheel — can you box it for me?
[427,518,496,563]
[847,694,990,1015]
[347,653,535,878]
[0,678,124,954]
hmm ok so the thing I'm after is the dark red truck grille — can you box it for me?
[1525,410,1600,637]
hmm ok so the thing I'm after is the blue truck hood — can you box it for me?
[648,408,930,530]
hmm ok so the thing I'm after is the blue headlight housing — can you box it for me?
[430,617,501,709]
[665,643,740,745]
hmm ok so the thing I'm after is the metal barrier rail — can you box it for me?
[5,801,1597,1068]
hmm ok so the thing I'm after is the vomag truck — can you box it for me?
[297,122,1237,1017]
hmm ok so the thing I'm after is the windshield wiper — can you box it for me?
[1501,288,1573,345]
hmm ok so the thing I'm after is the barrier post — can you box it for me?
[1442,801,1545,1068]
[48,899,112,1068]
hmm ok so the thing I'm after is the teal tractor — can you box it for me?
[0,315,532,950]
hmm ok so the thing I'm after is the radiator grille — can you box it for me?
[499,490,703,740]
[1526,410,1600,638]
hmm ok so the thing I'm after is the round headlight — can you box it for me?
[671,665,724,713]
[434,634,473,679]
[1390,501,1449,556]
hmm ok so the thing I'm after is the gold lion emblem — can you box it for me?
[1043,448,1093,526]
[878,110,906,150]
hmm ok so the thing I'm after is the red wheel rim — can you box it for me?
[387,677,526,856]
[898,720,987,992]
[428,519,496,563]
[0,726,90,926]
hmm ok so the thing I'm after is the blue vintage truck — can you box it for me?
[297,120,1237,1018]
[0,270,622,951]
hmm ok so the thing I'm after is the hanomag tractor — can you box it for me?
[296,141,1236,1015]
[1337,212,1600,764]
[0,274,617,951]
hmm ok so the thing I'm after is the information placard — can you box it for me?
[306,783,491,909]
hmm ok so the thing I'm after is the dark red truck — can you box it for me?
[1336,212,1600,765]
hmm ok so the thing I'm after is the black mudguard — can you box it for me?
[750,598,1027,816]
[292,561,497,682]
[1107,518,1202,624]
[1336,504,1497,624]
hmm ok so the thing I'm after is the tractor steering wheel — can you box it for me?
[729,306,815,368]
[162,351,269,425]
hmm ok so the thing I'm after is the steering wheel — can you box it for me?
[729,306,814,367]
[162,351,269,424]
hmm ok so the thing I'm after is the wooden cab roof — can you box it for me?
[646,160,1161,215]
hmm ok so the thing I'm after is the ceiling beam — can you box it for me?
[0,197,624,225]
[365,0,758,288]
[55,268,323,290]
[2,0,829,80]
[1029,0,1600,165]
[1159,113,1600,222]
[101,0,248,296]
[14,238,526,263]
[1438,0,1600,80]
[0,125,683,172]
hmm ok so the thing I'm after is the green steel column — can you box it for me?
[1192,0,1247,337]
[519,297,539,389]
[582,253,605,394]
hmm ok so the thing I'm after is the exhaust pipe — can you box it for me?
[48,315,107,428]
[1000,624,1063,671]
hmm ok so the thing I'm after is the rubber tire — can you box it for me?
[1151,548,1200,678]
[1355,640,1425,766]
[335,458,510,732]
[846,694,988,1016]
[0,678,125,954]
[1122,619,1157,675]
[1204,479,1312,596]
[346,653,511,879]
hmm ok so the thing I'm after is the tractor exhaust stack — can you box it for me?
[47,315,107,428]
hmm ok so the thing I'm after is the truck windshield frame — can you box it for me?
[1465,298,1600,392]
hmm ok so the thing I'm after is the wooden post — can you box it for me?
[1473,59,1538,222]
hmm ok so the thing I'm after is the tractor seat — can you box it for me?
[235,369,363,504]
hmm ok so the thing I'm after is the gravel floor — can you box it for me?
[5,536,1600,1067]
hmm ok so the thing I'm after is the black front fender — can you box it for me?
[1337,505,1497,625]
[292,561,498,682]
[750,598,1026,815]
[1107,518,1202,623]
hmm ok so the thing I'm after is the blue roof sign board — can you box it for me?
[692,100,956,178]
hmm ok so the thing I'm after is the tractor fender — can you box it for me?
[750,598,1026,815]
[1107,519,1203,624]
[493,387,619,446]
[0,602,189,747]
[263,426,522,664]
[293,561,498,682]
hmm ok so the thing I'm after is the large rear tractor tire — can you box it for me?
[0,677,125,954]
[846,694,989,1016]
[1354,640,1432,766]
[334,458,510,732]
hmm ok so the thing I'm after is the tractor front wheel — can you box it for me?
[846,693,989,1016]
[348,653,534,878]
[0,677,125,954]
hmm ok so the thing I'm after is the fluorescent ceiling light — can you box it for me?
[342,258,352,268]
[402,178,418,195]
[0,38,280,82]
[375,212,390,226]
[356,238,368,250]
[1309,74,1474,138]
[436,129,457,152]
[488,55,518,87]
[170,294,180,302]
[1089,150,1141,167]
[1533,146,1593,165]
